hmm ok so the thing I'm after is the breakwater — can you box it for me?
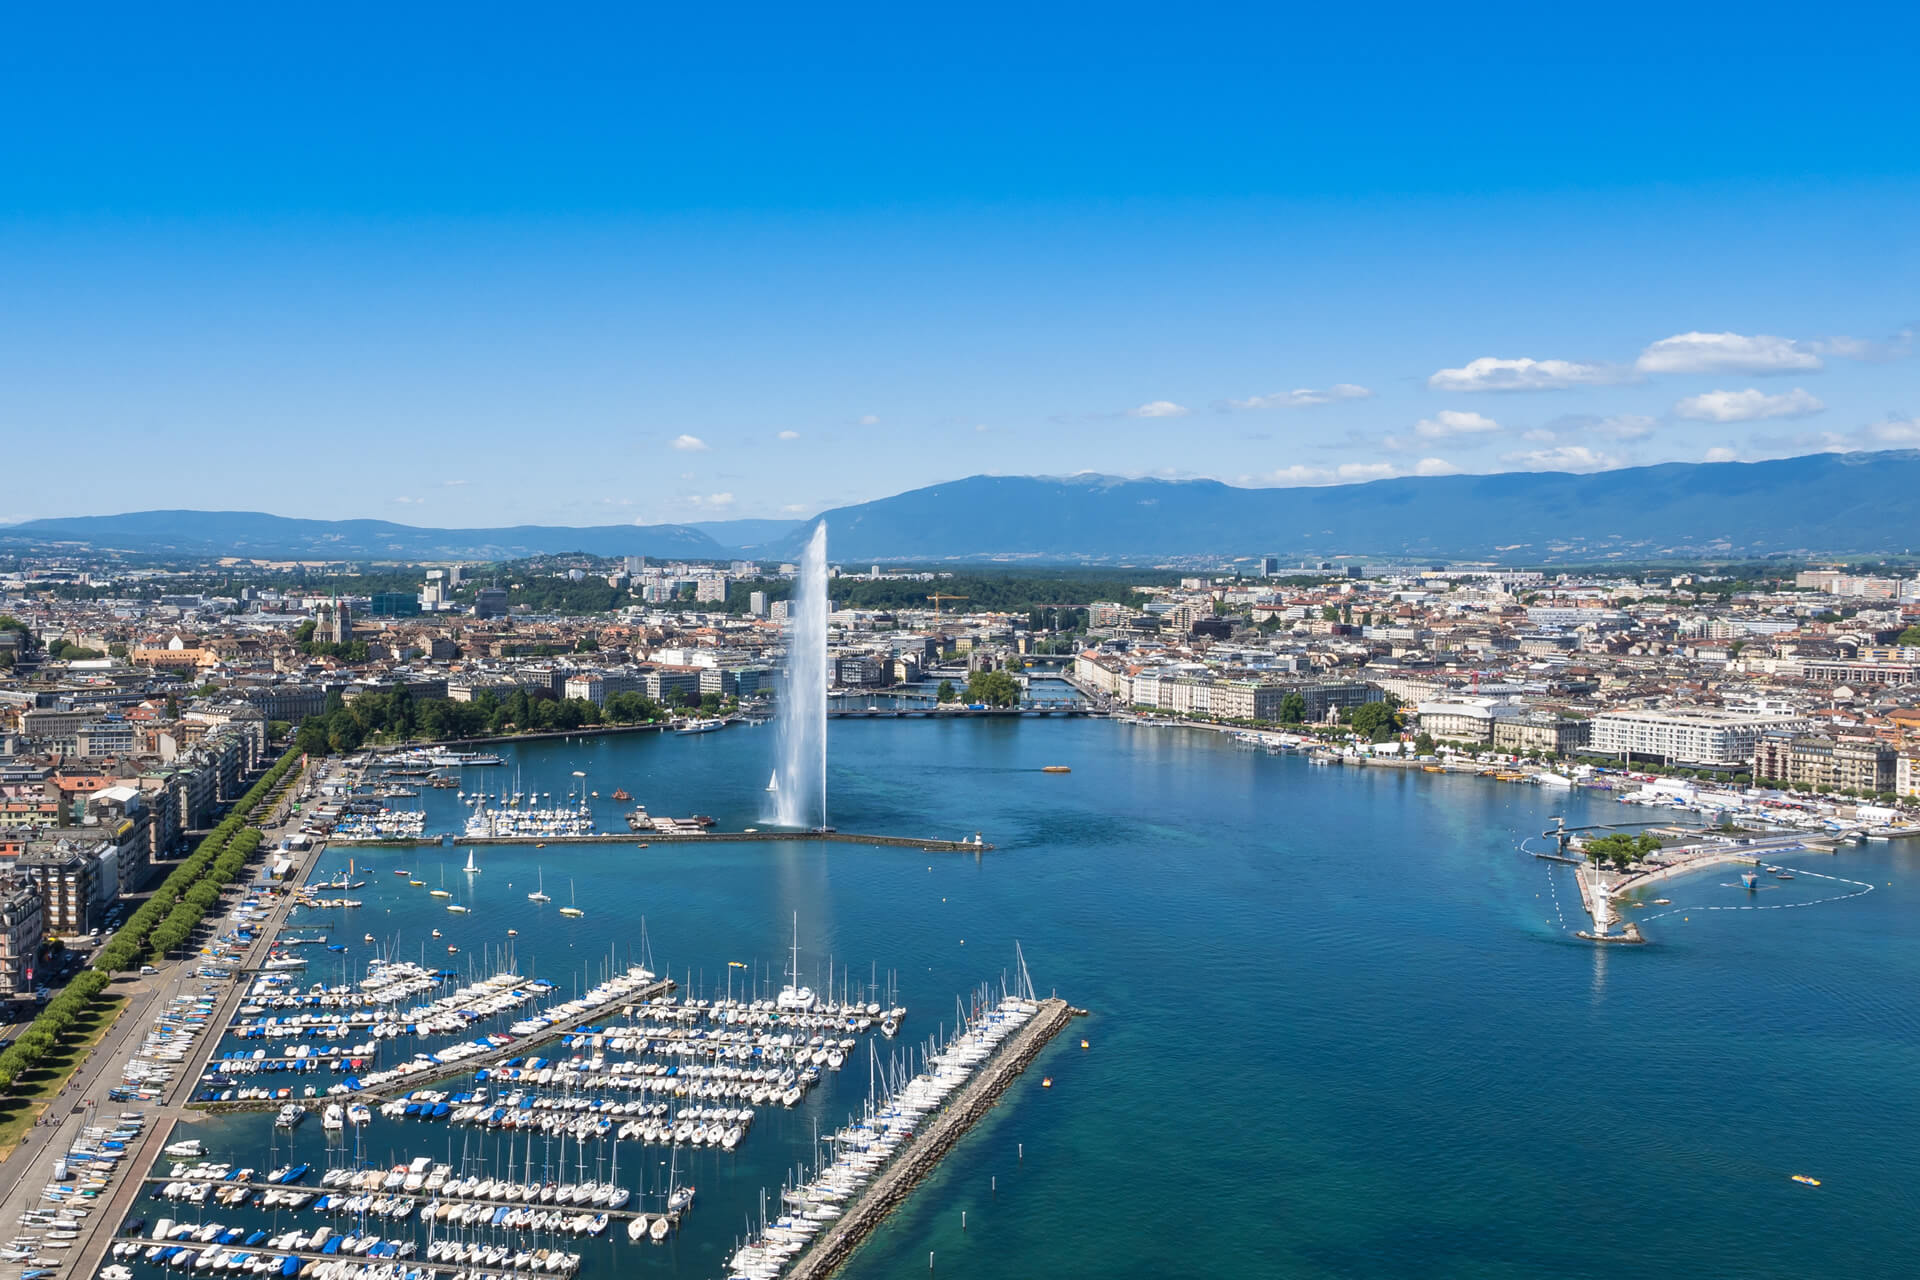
[332,831,994,851]
[784,997,1075,1280]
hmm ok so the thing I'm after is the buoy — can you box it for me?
[1080,1039,1089,1050]
[1041,1077,1052,1088]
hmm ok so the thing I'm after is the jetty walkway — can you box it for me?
[333,831,993,852]
[194,975,677,1113]
[784,997,1076,1280]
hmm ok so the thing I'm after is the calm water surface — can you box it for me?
[147,719,1920,1279]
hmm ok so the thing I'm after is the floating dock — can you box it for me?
[192,976,677,1113]
[783,997,1076,1280]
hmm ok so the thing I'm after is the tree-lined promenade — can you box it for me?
[0,747,300,1122]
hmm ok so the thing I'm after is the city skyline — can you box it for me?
[2,6,1915,527]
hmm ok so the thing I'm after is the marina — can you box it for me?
[67,704,1918,1280]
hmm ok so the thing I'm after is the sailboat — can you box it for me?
[776,912,816,1012]
[559,879,584,918]
[428,866,451,899]
[527,868,551,904]
[766,770,779,793]
[463,848,480,874]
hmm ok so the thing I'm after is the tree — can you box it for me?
[1898,625,1920,647]
[936,679,957,703]
[1414,732,1436,756]
[1350,700,1403,743]
[1278,692,1307,724]
[965,669,1021,707]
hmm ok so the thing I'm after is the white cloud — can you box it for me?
[1704,446,1739,462]
[781,503,811,514]
[1336,461,1399,481]
[1428,356,1618,392]
[684,492,735,508]
[392,496,425,505]
[1868,418,1920,443]
[777,430,801,441]
[1128,400,1191,418]
[1414,409,1501,438]
[1806,329,1912,362]
[1636,331,1821,375]
[670,434,710,452]
[1412,457,1461,476]
[1521,428,1556,442]
[441,479,469,487]
[1673,387,1824,422]
[1225,383,1373,410]
[1499,445,1621,472]
[857,414,879,425]
[1263,464,1335,486]
[1591,414,1658,441]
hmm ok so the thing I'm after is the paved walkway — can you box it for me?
[0,768,323,1280]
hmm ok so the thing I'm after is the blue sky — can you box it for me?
[2,3,1917,528]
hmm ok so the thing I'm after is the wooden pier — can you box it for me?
[784,997,1077,1280]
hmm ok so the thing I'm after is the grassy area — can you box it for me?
[0,994,130,1156]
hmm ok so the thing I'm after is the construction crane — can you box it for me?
[928,594,969,615]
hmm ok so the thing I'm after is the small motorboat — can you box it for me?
[1041,765,1071,774]
[611,788,632,802]
[1791,1174,1821,1187]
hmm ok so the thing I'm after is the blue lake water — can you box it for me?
[141,718,1920,1278]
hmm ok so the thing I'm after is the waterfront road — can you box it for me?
[0,769,325,1280]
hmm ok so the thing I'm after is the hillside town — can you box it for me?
[4,552,1920,1003]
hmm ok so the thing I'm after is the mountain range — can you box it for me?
[5,450,1915,563]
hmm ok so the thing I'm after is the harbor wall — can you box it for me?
[331,831,993,852]
[784,997,1076,1280]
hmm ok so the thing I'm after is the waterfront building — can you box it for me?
[1591,708,1810,767]
[1752,733,1897,794]
[1492,711,1594,755]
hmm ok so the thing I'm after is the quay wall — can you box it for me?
[784,997,1076,1280]
[332,831,993,852]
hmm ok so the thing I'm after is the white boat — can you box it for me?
[322,1104,344,1131]
[447,904,470,915]
[558,879,583,918]
[274,1105,304,1129]
[765,771,779,793]
[463,848,480,874]
[776,913,816,1012]
[347,1103,371,1127]
[423,750,504,767]
[673,718,724,735]
[163,1141,205,1158]
[527,868,551,904]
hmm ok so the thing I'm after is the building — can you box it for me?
[326,599,354,645]
[1491,712,1594,756]
[643,665,704,704]
[748,591,768,617]
[1591,708,1810,767]
[1417,700,1515,744]
[694,573,731,604]
[16,839,104,936]
[72,715,136,759]
[1753,733,1897,795]
[0,882,42,996]
[473,588,510,619]
[1796,660,1920,686]
[562,673,606,706]
[1259,556,1281,577]
[369,592,421,618]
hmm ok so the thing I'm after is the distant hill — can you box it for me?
[680,518,805,552]
[789,451,1920,562]
[7,450,1916,564]
[0,510,727,561]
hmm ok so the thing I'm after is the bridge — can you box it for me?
[827,704,1106,719]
